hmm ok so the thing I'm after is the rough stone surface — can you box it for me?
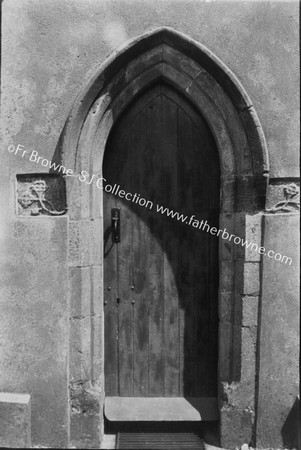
[0,218,69,448]
[70,267,91,319]
[219,261,235,292]
[0,393,31,448]
[91,265,104,386]
[219,213,235,261]
[0,1,299,448]
[220,407,254,448]
[235,262,260,295]
[244,214,262,262]
[66,175,91,220]
[69,219,92,267]
[70,381,102,449]
[70,316,91,382]
[257,214,300,448]
[242,296,259,327]
[69,264,104,446]
[219,323,232,382]
[219,291,234,324]
[1,1,298,178]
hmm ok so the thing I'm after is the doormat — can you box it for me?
[116,432,205,449]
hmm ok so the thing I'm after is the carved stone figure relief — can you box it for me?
[266,183,300,214]
[17,175,67,216]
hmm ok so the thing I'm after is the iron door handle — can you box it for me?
[111,208,120,243]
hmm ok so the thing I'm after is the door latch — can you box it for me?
[111,208,121,243]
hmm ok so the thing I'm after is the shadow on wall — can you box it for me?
[281,397,300,449]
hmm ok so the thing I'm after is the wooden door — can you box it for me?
[103,84,220,399]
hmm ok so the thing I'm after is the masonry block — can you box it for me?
[234,213,262,261]
[219,212,235,260]
[219,323,232,382]
[126,46,164,81]
[232,212,245,261]
[221,325,256,410]
[235,261,260,295]
[240,326,256,394]
[220,406,254,448]
[0,393,31,448]
[91,266,104,385]
[70,267,91,319]
[219,291,234,323]
[91,177,103,219]
[69,219,92,267]
[220,260,235,292]
[66,174,91,220]
[70,411,102,449]
[236,175,266,213]
[244,214,263,261]
[70,382,102,449]
[220,177,236,212]
[242,296,258,326]
[70,316,91,381]
[91,265,102,318]
[164,44,201,79]
[220,293,243,327]
[257,214,300,448]
[91,218,102,266]
[232,324,242,381]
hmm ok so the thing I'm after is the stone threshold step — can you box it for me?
[105,397,218,422]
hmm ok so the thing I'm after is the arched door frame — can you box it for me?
[59,27,269,446]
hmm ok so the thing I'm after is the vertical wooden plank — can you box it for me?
[194,118,219,397]
[146,95,165,397]
[116,130,135,396]
[162,93,180,396]
[131,111,149,396]
[177,108,196,397]
[192,124,211,397]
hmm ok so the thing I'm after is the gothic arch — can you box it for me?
[60,27,268,197]
[59,27,269,445]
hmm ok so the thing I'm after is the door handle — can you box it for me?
[111,208,120,243]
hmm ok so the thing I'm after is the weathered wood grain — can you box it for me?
[103,83,220,399]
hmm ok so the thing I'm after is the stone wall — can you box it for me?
[0,0,299,448]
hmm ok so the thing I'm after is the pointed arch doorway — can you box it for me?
[103,83,220,418]
[59,27,268,447]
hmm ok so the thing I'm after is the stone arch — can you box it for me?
[58,27,269,446]
[59,26,269,216]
